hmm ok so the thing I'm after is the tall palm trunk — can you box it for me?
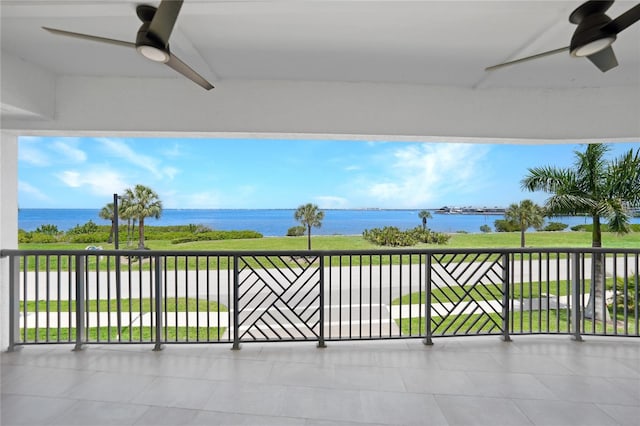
[138,218,145,249]
[307,225,311,250]
[520,228,526,248]
[585,216,611,321]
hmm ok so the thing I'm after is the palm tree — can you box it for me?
[504,199,545,248]
[418,210,432,231]
[294,203,325,250]
[118,195,135,247]
[99,202,115,243]
[122,184,163,249]
[522,143,640,321]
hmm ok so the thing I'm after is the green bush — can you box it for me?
[363,226,414,246]
[171,230,263,244]
[543,222,568,231]
[67,233,110,244]
[571,223,640,232]
[34,224,60,236]
[494,219,520,232]
[363,226,449,247]
[479,224,492,233]
[286,226,305,237]
[18,229,31,243]
[184,223,212,233]
[66,220,100,235]
[28,233,58,243]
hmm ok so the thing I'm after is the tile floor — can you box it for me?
[1,336,639,425]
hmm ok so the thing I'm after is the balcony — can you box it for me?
[2,247,639,425]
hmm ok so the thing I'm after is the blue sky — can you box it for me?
[18,137,639,210]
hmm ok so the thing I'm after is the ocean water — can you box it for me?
[17,208,620,237]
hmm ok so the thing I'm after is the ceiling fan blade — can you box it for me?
[485,46,569,71]
[148,0,184,46]
[166,53,214,90]
[601,3,640,34]
[42,27,135,48]
[587,45,618,72]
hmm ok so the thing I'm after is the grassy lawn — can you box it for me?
[18,230,640,251]
[16,231,640,272]
[20,297,228,343]
[390,278,621,305]
[23,326,226,342]
[21,297,226,313]
[396,309,636,336]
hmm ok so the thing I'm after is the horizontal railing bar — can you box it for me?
[4,247,640,257]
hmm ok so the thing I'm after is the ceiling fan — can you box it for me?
[43,0,213,90]
[486,0,640,72]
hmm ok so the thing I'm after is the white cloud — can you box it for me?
[19,180,52,202]
[19,142,50,166]
[162,166,180,180]
[162,143,184,158]
[96,138,175,180]
[56,168,129,196]
[19,136,87,166]
[365,143,490,208]
[345,165,360,171]
[52,140,86,163]
[315,195,349,209]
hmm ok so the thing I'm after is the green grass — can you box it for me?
[390,278,617,306]
[19,230,640,251]
[22,326,226,342]
[395,309,636,336]
[21,298,226,313]
[17,231,640,272]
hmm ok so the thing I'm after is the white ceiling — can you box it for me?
[3,0,640,88]
[1,0,639,141]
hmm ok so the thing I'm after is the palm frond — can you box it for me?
[545,194,596,216]
[607,148,640,205]
[521,166,574,192]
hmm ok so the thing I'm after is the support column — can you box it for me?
[0,132,19,351]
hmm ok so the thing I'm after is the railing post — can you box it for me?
[8,255,20,352]
[501,253,511,342]
[571,253,583,341]
[318,255,326,348]
[153,256,164,351]
[115,253,122,341]
[231,255,241,350]
[423,254,433,346]
[73,255,85,351]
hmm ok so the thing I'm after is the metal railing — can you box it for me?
[2,247,638,350]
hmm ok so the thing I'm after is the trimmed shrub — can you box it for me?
[287,226,305,237]
[571,223,640,232]
[363,226,449,247]
[34,224,60,236]
[28,233,58,243]
[18,229,31,243]
[171,230,263,244]
[66,220,100,235]
[67,233,110,244]
[542,222,568,231]
[494,219,520,232]
[479,224,492,233]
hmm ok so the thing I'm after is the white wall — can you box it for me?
[0,132,18,350]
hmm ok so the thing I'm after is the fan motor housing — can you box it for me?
[570,13,616,56]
